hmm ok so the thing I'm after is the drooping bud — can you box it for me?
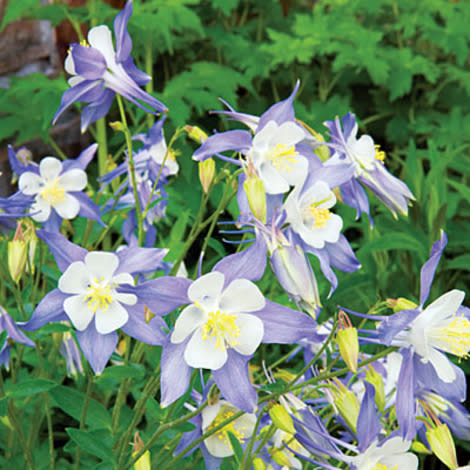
[268,403,295,434]
[243,175,267,223]
[364,364,385,412]
[252,457,266,470]
[132,432,151,470]
[184,125,208,144]
[109,121,125,132]
[270,244,320,317]
[59,331,84,377]
[8,223,28,284]
[386,297,418,313]
[426,423,458,470]
[199,158,216,194]
[271,449,292,467]
[329,378,360,432]
[336,311,359,373]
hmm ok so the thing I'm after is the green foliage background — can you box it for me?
[1,0,470,467]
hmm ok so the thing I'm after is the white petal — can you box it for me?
[259,163,290,194]
[53,193,80,219]
[59,261,90,294]
[300,181,335,209]
[39,157,63,179]
[184,328,227,370]
[426,348,456,383]
[59,169,87,191]
[84,252,119,281]
[298,224,325,249]
[352,134,375,169]
[201,401,223,430]
[30,197,51,222]
[422,289,465,324]
[219,279,265,313]
[282,154,308,187]
[112,272,134,286]
[204,433,233,458]
[274,121,305,147]
[69,76,84,87]
[171,305,206,344]
[188,272,225,309]
[18,172,41,195]
[115,292,137,305]
[64,294,94,331]
[87,25,116,68]
[252,120,277,149]
[233,313,264,355]
[381,454,418,470]
[95,301,129,334]
[64,53,76,75]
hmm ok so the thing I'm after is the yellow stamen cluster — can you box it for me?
[201,310,240,350]
[432,315,470,358]
[375,464,397,470]
[309,207,332,228]
[39,179,66,206]
[84,277,113,313]
[208,410,247,446]
[375,144,386,162]
[266,144,298,173]
[80,39,90,47]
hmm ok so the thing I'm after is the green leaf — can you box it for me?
[1,0,39,30]
[359,233,425,256]
[96,364,146,381]
[448,180,470,203]
[6,379,57,398]
[227,431,244,464]
[211,0,239,15]
[0,397,7,417]
[50,386,112,430]
[446,254,470,271]
[65,428,114,462]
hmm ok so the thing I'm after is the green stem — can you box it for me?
[48,135,68,160]
[45,397,55,470]
[95,118,109,177]
[116,95,144,245]
[240,404,267,469]
[145,39,154,129]
[74,372,94,470]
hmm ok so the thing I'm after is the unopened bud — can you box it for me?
[8,239,27,284]
[269,403,295,434]
[109,121,125,132]
[337,311,358,373]
[244,176,267,223]
[144,306,155,323]
[330,378,360,432]
[271,449,291,467]
[184,125,208,144]
[198,158,215,194]
[133,432,151,470]
[310,129,330,162]
[365,365,385,412]
[426,423,458,470]
[387,297,418,313]
[252,457,266,470]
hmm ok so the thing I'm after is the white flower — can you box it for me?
[58,252,137,334]
[171,271,265,370]
[246,120,308,194]
[284,180,343,249]
[395,289,468,383]
[202,400,256,458]
[349,437,418,470]
[19,157,87,222]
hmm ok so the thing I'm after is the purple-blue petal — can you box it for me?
[212,349,257,413]
[192,130,252,162]
[116,245,168,275]
[71,44,106,80]
[376,308,420,346]
[79,88,115,132]
[74,192,105,226]
[37,229,88,271]
[62,143,98,172]
[121,303,166,345]
[122,56,150,86]
[0,312,35,347]
[396,348,417,440]
[356,382,379,452]
[76,324,118,375]
[114,0,133,62]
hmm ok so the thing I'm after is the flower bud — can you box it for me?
[252,457,266,470]
[184,125,208,144]
[337,311,358,373]
[271,449,292,467]
[426,423,458,470]
[109,121,125,132]
[243,176,267,223]
[8,239,27,284]
[198,158,215,194]
[386,297,418,313]
[59,331,84,377]
[310,129,330,162]
[364,365,385,412]
[132,432,151,470]
[329,378,360,432]
[270,244,320,317]
[269,403,295,434]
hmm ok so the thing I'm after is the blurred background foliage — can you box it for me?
[2,0,470,333]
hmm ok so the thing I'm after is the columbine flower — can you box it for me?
[193,82,309,195]
[53,1,167,132]
[9,144,102,231]
[283,180,342,249]
[136,250,318,412]
[23,230,168,374]
[0,306,35,370]
[324,112,414,219]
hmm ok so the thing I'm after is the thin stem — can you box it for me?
[74,371,94,470]
[45,396,55,470]
[48,135,68,160]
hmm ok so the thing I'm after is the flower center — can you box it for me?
[308,207,332,228]
[208,409,247,446]
[431,314,470,358]
[266,144,298,173]
[39,178,66,205]
[375,464,397,470]
[201,310,241,350]
[84,277,113,313]
[375,144,386,162]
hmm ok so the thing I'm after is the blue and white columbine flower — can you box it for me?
[23,230,168,374]
[324,112,414,219]
[9,144,102,231]
[53,1,167,132]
